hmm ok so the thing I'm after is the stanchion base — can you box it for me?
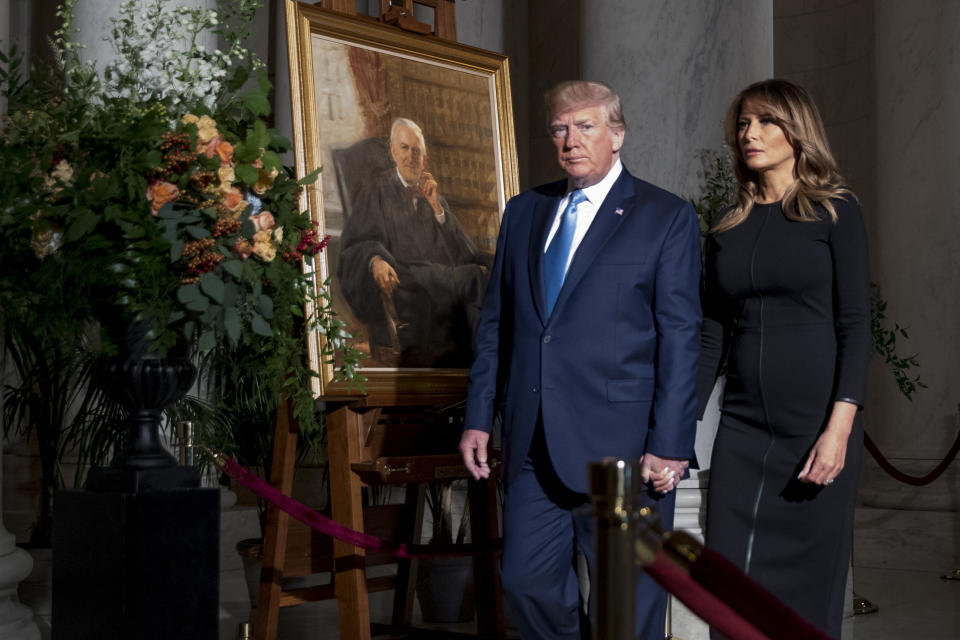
[852,594,878,615]
[941,568,960,581]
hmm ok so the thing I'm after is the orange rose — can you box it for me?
[220,186,248,219]
[216,140,234,164]
[147,180,180,215]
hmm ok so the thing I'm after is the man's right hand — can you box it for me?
[459,429,491,481]
[640,453,689,495]
[371,256,400,296]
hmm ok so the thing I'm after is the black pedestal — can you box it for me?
[53,484,219,639]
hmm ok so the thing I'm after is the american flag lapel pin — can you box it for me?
[614,208,624,216]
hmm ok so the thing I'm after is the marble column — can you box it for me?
[579,3,772,637]
[0,449,39,640]
[856,0,960,569]
[580,0,773,197]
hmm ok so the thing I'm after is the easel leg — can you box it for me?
[469,477,505,636]
[328,405,375,640]
[392,484,426,627]
[255,397,299,640]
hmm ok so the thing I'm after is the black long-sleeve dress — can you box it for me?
[696,194,871,638]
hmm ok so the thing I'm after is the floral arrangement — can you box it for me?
[0,0,363,437]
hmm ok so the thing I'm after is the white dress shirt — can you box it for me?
[543,159,623,275]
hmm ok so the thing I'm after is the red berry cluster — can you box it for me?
[154,132,197,180]
[181,238,223,282]
[214,218,242,238]
[283,224,329,264]
[189,170,216,191]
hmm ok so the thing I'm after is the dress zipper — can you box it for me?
[744,207,775,575]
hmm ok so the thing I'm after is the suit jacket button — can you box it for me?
[531,386,539,393]
[543,335,551,343]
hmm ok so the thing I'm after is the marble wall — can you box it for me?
[775,0,960,516]
[581,0,773,199]
[868,0,960,511]
[774,0,876,229]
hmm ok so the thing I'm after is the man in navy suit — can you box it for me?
[460,81,701,639]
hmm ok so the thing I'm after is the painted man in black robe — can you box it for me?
[338,118,489,367]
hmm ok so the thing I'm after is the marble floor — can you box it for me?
[217,503,960,640]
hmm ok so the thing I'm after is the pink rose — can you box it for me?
[250,211,275,233]
[200,133,225,159]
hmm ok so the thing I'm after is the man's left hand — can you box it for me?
[640,453,689,495]
[420,171,443,216]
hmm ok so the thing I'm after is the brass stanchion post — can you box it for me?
[589,458,649,640]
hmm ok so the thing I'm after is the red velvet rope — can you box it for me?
[646,551,770,640]
[688,547,833,639]
[864,430,960,486]
[222,456,835,637]
[221,456,499,558]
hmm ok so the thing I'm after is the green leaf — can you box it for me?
[200,272,225,303]
[233,141,260,163]
[251,312,272,337]
[243,90,270,117]
[169,239,185,262]
[261,150,281,172]
[222,259,244,279]
[256,67,271,93]
[224,307,241,344]
[298,167,322,185]
[198,330,216,351]
[65,209,99,241]
[235,163,258,185]
[270,133,293,152]
[227,65,251,92]
[177,284,209,311]
[155,202,178,219]
[186,225,211,239]
[138,150,163,171]
[249,119,270,149]
[257,294,274,319]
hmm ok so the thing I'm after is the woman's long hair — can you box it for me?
[713,79,851,233]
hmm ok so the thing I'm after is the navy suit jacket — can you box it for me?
[464,167,702,494]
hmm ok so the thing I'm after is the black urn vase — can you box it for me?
[85,323,200,492]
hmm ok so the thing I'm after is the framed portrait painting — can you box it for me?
[285,2,519,398]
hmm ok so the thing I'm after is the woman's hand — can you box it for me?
[798,401,857,485]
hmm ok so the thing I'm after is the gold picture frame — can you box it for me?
[285,1,518,399]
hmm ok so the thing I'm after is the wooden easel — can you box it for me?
[318,0,457,41]
[254,392,504,640]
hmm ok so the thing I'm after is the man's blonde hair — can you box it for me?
[544,81,626,133]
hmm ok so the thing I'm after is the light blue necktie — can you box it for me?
[544,189,586,315]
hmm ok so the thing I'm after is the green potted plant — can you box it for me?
[415,479,475,623]
[0,0,362,549]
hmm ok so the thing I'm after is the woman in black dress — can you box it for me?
[697,79,871,638]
